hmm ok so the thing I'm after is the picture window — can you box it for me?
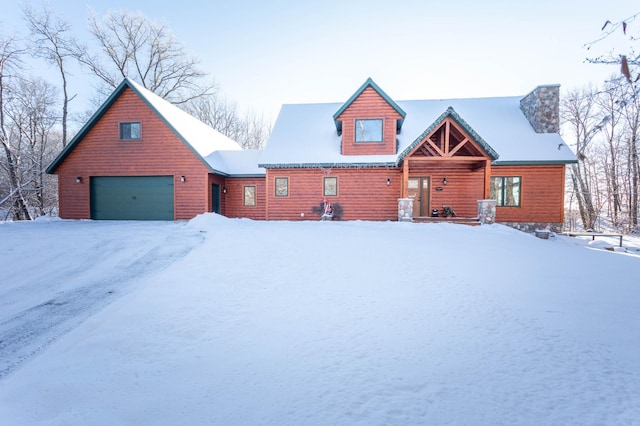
[490,176,521,207]
[355,119,383,143]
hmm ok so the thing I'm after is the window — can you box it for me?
[274,177,288,197]
[120,122,141,140]
[324,176,338,196]
[490,176,521,207]
[244,186,256,206]
[355,119,383,142]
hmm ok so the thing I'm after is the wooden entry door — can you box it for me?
[407,177,430,217]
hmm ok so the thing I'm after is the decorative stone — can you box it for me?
[534,229,550,239]
[398,198,413,222]
[519,85,560,134]
[477,199,496,225]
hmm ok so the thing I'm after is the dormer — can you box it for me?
[333,78,406,156]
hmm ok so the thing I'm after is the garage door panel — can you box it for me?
[90,176,174,220]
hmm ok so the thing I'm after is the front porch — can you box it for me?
[396,108,498,224]
[413,215,481,226]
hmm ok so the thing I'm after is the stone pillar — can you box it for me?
[398,198,413,222]
[477,199,496,225]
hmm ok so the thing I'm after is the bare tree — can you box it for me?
[561,86,608,230]
[4,77,60,217]
[618,81,640,228]
[596,78,625,225]
[23,2,77,146]
[586,13,640,83]
[185,94,271,149]
[0,33,31,220]
[76,9,216,105]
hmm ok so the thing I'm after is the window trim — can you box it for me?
[119,121,141,140]
[244,185,256,207]
[323,176,338,197]
[354,118,383,143]
[274,177,289,197]
[491,176,522,207]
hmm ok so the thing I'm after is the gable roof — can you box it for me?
[398,106,499,161]
[332,78,406,133]
[260,95,578,168]
[46,78,241,174]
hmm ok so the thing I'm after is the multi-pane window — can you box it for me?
[490,176,521,207]
[120,122,141,140]
[244,186,256,206]
[324,177,338,196]
[274,177,288,197]
[355,119,383,142]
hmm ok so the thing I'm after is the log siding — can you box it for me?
[491,165,566,223]
[336,87,402,156]
[56,87,213,220]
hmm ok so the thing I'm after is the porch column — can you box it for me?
[398,198,413,222]
[484,159,492,199]
[477,199,496,224]
[402,160,409,198]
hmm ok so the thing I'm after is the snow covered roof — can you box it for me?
[47,78,242,174]
[205,150,265,177]
[125,79,241,157]
[260,93,578,168]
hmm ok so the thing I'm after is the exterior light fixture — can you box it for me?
[181,176,185,182]
[443,177,448,185]
[223,187,227,194]
[386,178,391,186]
[76,177,82,183]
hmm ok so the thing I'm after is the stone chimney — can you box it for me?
[519,85,560,133]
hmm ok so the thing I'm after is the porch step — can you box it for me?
[412,216,481,226]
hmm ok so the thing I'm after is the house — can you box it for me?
[259,78,576,230]
[47,77,577,231]
[46,78,266,221]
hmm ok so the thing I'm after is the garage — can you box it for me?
[90,176,174,220]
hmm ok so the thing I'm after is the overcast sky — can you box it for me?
[1,0,637,122]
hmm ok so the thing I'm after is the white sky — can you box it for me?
[1,0,637,123]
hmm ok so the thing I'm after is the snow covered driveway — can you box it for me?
[0,219,204,379]
[1,216,640,425]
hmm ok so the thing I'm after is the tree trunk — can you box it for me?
[571,164,597,230]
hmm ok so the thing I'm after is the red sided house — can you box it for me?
[47,77,577,230]
[46,78,265,221]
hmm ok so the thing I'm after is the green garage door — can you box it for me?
[90,176,174,220]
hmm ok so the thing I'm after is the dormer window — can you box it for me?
[355,119,383,143]
[120,122,141,140]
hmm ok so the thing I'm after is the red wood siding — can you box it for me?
[223,177,266,220]
[336,87,402,156]
[55,87,211,220]
[491,165,566,223]
[265,168,402,221]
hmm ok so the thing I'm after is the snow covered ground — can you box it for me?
[0,216,639,425]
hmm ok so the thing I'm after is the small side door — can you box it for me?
[212,183,221,214]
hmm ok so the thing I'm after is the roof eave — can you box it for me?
[46,79,132,174]
[492,159,578,166]
[259,161,399,169]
